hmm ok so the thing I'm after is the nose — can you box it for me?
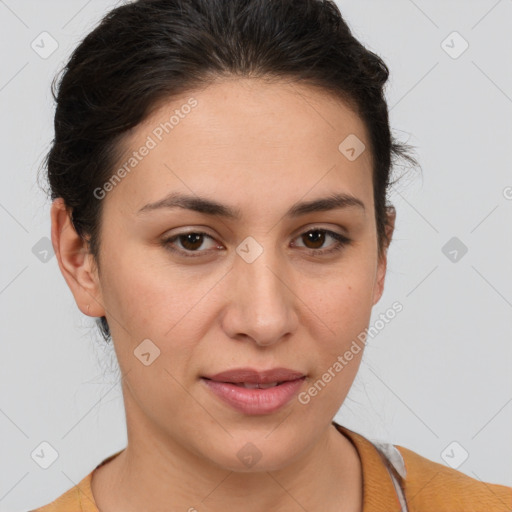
[220,244,299,347]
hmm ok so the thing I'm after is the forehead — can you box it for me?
[106,78,373,215]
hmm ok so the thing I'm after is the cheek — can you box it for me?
[98,243,222,373]
[300,272,374,408]
[99,241,185,324]
[307,259,376,335]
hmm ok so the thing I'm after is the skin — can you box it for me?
[51,77,395,512]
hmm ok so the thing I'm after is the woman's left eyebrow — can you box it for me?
[136,191,365,219]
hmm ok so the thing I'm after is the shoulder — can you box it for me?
[395,444,512,512]
[29,449,123,511]
[29,471,96,512]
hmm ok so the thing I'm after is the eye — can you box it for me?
[291,228,351,256]
[161,227,351,258]
[161,231,221,257]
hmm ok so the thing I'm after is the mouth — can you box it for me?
[215,381,287,389]
[202,367,306,384]
[200,367,306,415]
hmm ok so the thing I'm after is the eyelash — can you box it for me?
[160,228,351,258]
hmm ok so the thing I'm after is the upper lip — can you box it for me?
[203,367,305,384]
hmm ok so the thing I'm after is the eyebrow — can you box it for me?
[136,191,365,219]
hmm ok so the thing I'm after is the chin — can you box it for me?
[202,435,304,473]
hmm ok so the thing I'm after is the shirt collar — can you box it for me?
[333,422,403,512]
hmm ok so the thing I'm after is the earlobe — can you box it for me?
[50,198,105,318]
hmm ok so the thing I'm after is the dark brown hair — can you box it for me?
[39,0,419,343]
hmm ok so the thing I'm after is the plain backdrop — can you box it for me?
[1,0,511,509]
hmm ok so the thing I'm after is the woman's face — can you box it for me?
[58,78,393,471]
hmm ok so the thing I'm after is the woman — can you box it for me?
[32,0,511,510]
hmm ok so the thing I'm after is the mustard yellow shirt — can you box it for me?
[30,422,512,511]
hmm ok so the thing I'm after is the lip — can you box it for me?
[201,367,306,415]
[203,367,305,384]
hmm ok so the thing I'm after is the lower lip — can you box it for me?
[201,377,305,415]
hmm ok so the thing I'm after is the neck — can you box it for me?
[91,399,362,512]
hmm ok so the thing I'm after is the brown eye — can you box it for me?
[292,228,351,255]
[161,228,350,259]
[161,231,220,256]
[179,233,206,251]
[301,230,326,249]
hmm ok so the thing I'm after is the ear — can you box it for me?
[50,198,105,318]
[372,205,396,306]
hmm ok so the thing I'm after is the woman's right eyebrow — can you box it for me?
[136,191,366,220]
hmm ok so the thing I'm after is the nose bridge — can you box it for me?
[226,238,297,345]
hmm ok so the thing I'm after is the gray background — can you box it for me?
[1,0,511,509]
